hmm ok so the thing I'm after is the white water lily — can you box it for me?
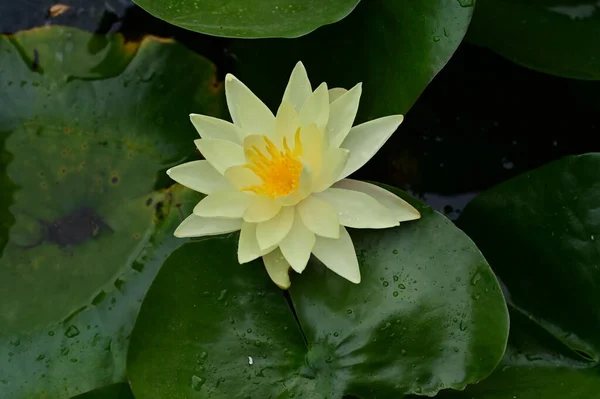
[167,62,420,289]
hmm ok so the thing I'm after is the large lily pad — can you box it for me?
[127,188,509,398]
[437,153,600,397]
[467,0,600,79]
[231,0,474,121]
[0,26,222,398]
[131,0,361,39]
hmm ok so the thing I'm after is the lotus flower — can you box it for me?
[167,62,420,289]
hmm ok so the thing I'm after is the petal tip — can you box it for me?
[225,73,237,82]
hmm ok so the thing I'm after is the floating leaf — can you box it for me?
[127,187,509,398]
[231,0,474,120]
[0,26,222,398]
[467,0,600,79]
[131,0,361,39]
[437,153,600,398]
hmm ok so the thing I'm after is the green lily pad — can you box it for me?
[467,0,600,79]
[127,188,509,398]
[436,153,600,398]
[0,26,222,398]
[131,0,361,39]
[231,0,474,120]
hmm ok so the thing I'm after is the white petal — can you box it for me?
[174,214,242,238]
[279,212,315,273]
[256,206,294,250]
[316,188,398,229]
[224,165,262,190]
[225,73,275,136]
[167,160,231,194]
[193,191,253,219]
[274,101,301,145]
[282,61,312,112]
[312,226,360,284]
[299,124,323,179]
[262,248,292,289]
[338,115,404,180]
[190,114,243,144]
[296,195,340,238]
[327,83,362,148]
[333,179,421,222]
[238,222,275,264]
[328,88,347,103]
[275,166,312,207]
[244,196,281,223]
[313,147,350,192]
[299,82,329,131]
[195,138,246,174]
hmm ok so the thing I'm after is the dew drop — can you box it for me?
[64,325,80,338]
[191,375,205,391]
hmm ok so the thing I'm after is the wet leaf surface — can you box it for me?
[0,26,222,398]
[127,188,509,398]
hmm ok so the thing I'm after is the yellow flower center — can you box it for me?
[243,129,303,197]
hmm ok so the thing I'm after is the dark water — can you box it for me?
[2,0,599,219]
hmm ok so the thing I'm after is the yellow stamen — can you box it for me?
[243,130,303,197]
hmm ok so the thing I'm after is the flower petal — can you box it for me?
[327,83,362,148]
[338,115,404,180]
[279,211,315,273]
[238,222,275,264]
[193,191,253,219]
[333,179,421,222]
[174,214,242,238]
[225,73,275,136]
[316,188,398,229]
[190,114,243,144]
[274,100,301,145]
[262,248,292,289]
[256,206,294,250]
[299,82,329,131]
[282,61,312,112]
[224,165,262,190]
[312,226,360,284]
[194,138,246,174]
[299,123,323,179]
[296,195,340,238]
[313,147,350,192]
[328,88,347,103]
[244,196,282,223]
[167,160,231,194]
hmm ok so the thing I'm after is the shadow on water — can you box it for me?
[2,0,600,221]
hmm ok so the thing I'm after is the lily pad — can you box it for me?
[437,153,600,398]
[467,0,600,79]
[131,0,361,39]
[0,26,222,398]
[231,0,474,121]
[127,188,509,398]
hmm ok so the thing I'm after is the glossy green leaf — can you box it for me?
[0,26,222,398]
[435,153,600,398]
[231,0,474,121]
[72,383,135,399]
[467,0,600,79]
[127,188,509,398]
[131,0,361,39]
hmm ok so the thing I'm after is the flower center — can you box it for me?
[243,129,303,198]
